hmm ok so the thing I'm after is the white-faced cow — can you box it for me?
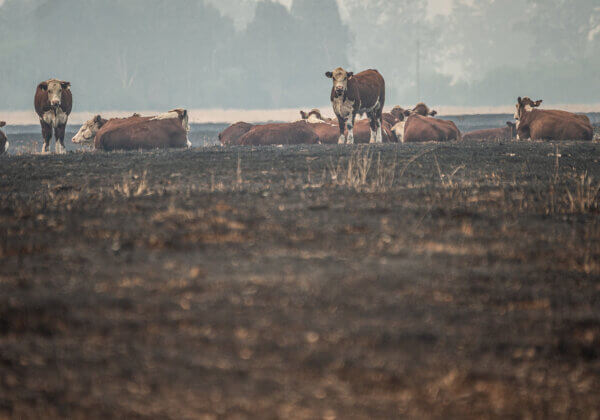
[0,121,8,154]
[34,79,72,154]
[391,114,461,143]
[72,109,191,151]
[412,102,437,117]
[514,97,593,141]
[325,68,385,144]
[300,109,335,124]
[463,122,517,142]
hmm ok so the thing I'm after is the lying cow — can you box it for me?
[218,122,254,145]
[72,109,191,150]
[0,121,8,154]
[300,109,335,124]
[351,118,395,143]
[326,67,385,144]
[391,114,461,143]
[34,79,73,153]
[239,121,319,146]
[463,122,517,142]
[514,97,593,141]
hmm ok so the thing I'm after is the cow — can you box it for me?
[34,79,72,153]
[462,122,517,142]
[305,121,340,144]
[218,122,254,145]
[0,121,8,154]
[239,121,319,146]
[325,68,385,144]
[391,114,461,143]
[514,97,593,141]
[351,118,396,143]
[300,109,335,124]
[71,109,191,150]
[411,102,437,117]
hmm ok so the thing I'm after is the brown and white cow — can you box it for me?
[514,97,593,141]
[411,102,437,117]
[300,109,336,124]
[391,114,461,143]
[0,121,8,154]
[462,122,517,142]
[34,79,72,154]
[72,109,190,151]
[218,122,254,145]
[239,121,320,146]
[325,68,385,144]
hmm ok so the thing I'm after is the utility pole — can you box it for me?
[416,26,421,102]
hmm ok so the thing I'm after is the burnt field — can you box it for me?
[1,138,600,418]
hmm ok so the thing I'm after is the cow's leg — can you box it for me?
[337,116,346,144]
[375,110,383,143]
[368,113,378,144]
[40,120,52,153]
[54,124,67,154]
[346,114,355,145]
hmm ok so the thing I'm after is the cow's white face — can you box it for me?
[41,80,70,107]
[72,115,104,145]
[326,67,353,98]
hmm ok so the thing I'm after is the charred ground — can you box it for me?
[1,140,600,419]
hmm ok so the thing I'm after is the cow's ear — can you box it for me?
[0,121,5,128]
[346,71,354,79]
[517,97,522,105]
[403,110,411,117]
[506,121,515,127]
[61,81,71,89]
[300,111,307,119]
[534,99,542,107]
[429,110,437,116]
[325,71,333,78]
[94,115,104,126]
[38,82,48,91]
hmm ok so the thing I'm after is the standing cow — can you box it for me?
[34,79,73,153]
[0,121,8,154]
[325,68,385,144]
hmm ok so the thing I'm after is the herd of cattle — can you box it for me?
[0,68,595,155]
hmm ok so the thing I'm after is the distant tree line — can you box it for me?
[1,0,599,111]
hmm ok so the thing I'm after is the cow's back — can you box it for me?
[219,122,254,145]
[240,122,319,146]
[95,117,187,150]
[404,115,451,142]
[525,110,593,141]
[348,69,385,111]
[308,122,339,144]
[463,127,509,141]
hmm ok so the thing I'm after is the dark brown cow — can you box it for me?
[515,97,593,141]
[72,110,190,151]
[463,122,517,142]
[0,121,7,154]
[239,121,319,146]
[325,68,385,144]
[34,79,72,153]
[218,122,254,145]
[412,102,437,117]
[391,114,461,143]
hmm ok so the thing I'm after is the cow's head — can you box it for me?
[515,97,542,120]
[39,79,70,108]
[72,115,106,145]
[300,109,325,123]
[506,121,517,139]
[390,106,411,122]
[325,67,353,98]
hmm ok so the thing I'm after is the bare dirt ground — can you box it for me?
[1,139,600,419]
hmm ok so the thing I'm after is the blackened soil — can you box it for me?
[1,142,600,419]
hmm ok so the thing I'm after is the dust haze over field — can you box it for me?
[1,0,600,112]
